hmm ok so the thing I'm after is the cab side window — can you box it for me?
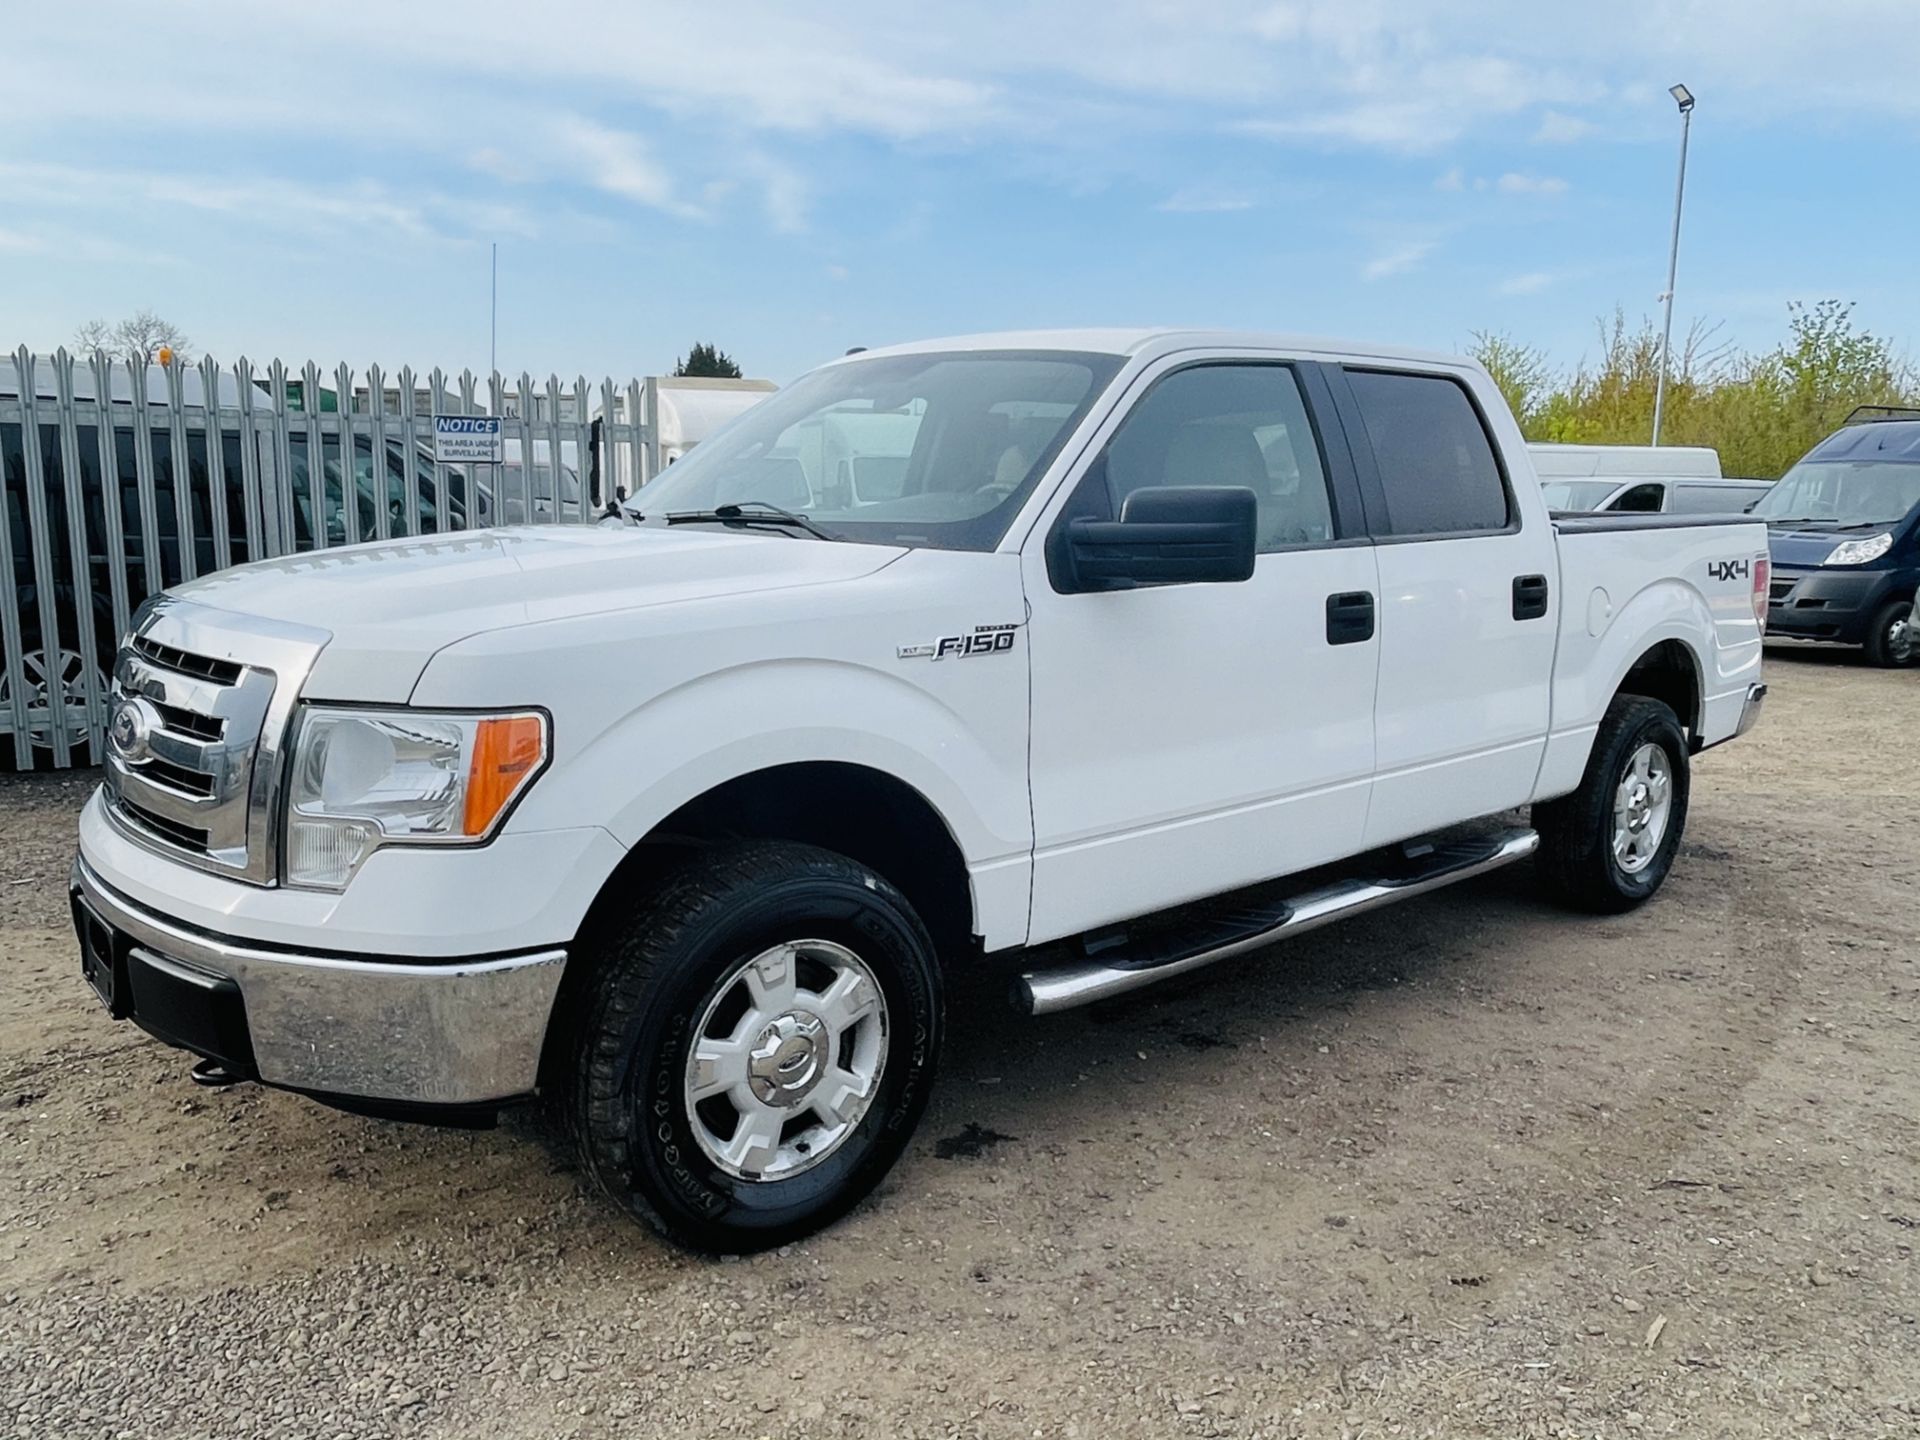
[1344,369,1510,536]
[1085,364,1336,552]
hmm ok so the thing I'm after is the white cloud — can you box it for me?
[0,161,534,241]
[742,154,811,234]
[15,2,1919,168]
[1498,271,1554,295]
[1438,169,1570,196]
[2,0,1918,258]
[1362,240,1436,281]
[550,118,702,218]
[1496,172,1570,195]
[1157,186,1256,213]
[1533,110,1599,143]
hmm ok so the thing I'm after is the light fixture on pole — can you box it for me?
[1651,83,1695,446]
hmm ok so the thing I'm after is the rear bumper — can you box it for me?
[1697,681,1766,753]
[70,854,566,1108]
[1766,567,1899,643]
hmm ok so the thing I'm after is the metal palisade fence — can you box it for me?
[0,347,662,769]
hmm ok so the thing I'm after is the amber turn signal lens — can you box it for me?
[462,713,546,836]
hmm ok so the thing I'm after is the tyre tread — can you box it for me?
[563,840,932,1249]
[1535,696,1687,914]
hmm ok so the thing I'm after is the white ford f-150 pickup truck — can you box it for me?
[71,329,1768,1250]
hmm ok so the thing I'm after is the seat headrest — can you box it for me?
[1162,424,1268,493]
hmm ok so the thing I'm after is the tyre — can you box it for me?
[1861,597,1915,668]
[1534,695,1690,914]
[566,840,943,1252]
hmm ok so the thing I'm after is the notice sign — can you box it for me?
[433,415,503,464]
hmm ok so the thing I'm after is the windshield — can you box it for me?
[1749,460,1920,526]
[1539,480,1619,511]
[625,350,1122,550]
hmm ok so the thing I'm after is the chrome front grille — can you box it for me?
[103,595,327,886]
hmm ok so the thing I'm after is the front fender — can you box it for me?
[507,657,1034,949]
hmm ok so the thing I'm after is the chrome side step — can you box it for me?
[1015,827,1540,1015]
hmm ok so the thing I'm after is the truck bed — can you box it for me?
[1537,512,1767,798]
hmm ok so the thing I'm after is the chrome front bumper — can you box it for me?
[70,855,566,1106]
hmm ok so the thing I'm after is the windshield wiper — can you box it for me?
[664,501,839,541]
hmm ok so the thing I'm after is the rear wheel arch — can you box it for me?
[1613,638,1702,742]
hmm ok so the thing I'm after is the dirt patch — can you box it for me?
[934,1122,1018,1160]
[3,650,1917,1438]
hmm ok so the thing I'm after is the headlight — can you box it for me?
[1824,532,1892,566]
[285,707,548,889]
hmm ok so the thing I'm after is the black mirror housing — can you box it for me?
[1061,486,1258,592]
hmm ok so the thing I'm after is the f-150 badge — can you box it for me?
[898,623,1019,660]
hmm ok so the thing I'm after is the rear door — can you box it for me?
[1326,365,1558,848]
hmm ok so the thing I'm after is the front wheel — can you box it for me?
[566,841,942,1252]
[1862,598,1916,668]
[1534,696,1691,913]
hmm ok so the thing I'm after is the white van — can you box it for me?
[1528,444,1769,515]
[1530,443,1723,481]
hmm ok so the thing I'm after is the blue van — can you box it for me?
[1752,407,1920,666]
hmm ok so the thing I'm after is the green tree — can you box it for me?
[673,342,743,379]
[1467,330,1551,431]
[1482,301,1918,478]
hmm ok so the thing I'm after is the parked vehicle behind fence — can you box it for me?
[0,352,653,765]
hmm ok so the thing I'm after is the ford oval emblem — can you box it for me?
[108,695,159,766]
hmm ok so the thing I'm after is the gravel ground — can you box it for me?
[2,649,1916,1439]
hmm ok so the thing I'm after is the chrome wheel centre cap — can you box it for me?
[747,1011,828,1107]
[1625,782,1652,829]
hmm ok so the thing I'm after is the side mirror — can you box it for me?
[1061,486,1257,592]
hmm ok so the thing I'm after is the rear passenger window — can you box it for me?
[1345,370,1510,536]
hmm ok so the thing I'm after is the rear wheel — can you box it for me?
[566,841,942,1252]
[1534,695,1691,913]
[1862,598,1915,668]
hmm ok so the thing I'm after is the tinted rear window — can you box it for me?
[1346,369,1510,536]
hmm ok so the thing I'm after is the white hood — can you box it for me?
[173,524,904,701]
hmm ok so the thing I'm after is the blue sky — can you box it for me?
[5,1,1919,385]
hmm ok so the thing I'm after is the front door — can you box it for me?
[1021,358,1380,945]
